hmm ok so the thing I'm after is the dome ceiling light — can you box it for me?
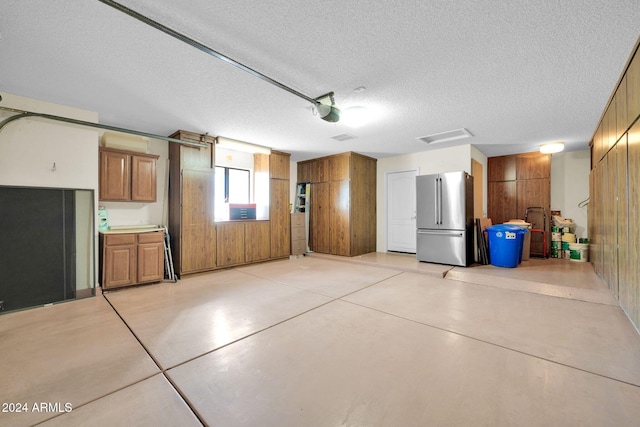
[540,142,565,154]
[98,0,339,123]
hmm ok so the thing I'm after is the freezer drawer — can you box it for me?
[416,229,469,267]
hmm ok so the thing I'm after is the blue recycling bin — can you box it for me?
[486,225,526,268]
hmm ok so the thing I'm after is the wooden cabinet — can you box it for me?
[99,147,158,202]
[246,221,271,262]
[216,222,246,267]
[487,151,550,226]
[301,152,376,257]
[168,130,217,276]
[270,151,291,259]
[589,41,640,331]
[487,181,518,225]
[487,156,516,182]
[290,212,306,255]
[216,221,270,267]
[310,181,330,254]
[100,231,164,290]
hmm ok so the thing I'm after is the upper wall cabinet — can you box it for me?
[487,156,516,182]
[99,147,159,202]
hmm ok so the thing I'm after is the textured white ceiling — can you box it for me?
[0,0,638,160]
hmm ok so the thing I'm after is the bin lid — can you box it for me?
[504,219,531,229]
[487,224,526,232]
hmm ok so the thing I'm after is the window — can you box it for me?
[215,166,250,220]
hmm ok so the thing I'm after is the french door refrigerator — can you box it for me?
[416,171,474,266]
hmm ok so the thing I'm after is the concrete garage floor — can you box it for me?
[1,254,638,426]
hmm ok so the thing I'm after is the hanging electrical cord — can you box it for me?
[578,197,590,208]
[97,0,340,122]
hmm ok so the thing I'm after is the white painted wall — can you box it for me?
[99,136,169,227]
[550,150,590,239]
[376,144,474,252]
[0,93,99,289]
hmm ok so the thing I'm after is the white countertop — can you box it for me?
[99,226,164,234]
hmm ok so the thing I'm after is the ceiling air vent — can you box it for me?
[417,128,473,144]
[331,133,357,142]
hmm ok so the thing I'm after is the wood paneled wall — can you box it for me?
[589,38,640,332]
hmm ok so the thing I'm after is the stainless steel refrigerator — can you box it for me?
[416,171,474,266]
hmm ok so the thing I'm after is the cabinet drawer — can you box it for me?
[291,226,305,241]
[105,234,136,246]
[291,238,306,255]
[138,231,165,244]
[291,213,305,227]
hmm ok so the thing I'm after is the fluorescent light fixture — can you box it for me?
[540,142,564,154]
[340,106,370,128]
[216,137,271,154]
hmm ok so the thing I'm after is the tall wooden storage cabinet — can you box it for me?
[589,39,640,331]
[299,151,376,257]
[270,151,291,259]
[168,130,217,277]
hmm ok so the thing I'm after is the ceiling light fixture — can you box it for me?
[98,0,339,123]
[340,106,369,128]
[540,142,564,154]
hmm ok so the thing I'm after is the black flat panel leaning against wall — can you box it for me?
[0,187,76,312]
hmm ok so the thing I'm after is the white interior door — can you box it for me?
[387,169,418,253]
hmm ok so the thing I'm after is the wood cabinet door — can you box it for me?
[245,221,271,262]
[181,169,216,274]
[627,121,640,327]
[330,179,351,256]
[100,150,130,201]
[297,161,311,183]
[270,179,291,258]
[628,51,640,129]
[270,151,290,180]
[131,155,157,202]
[487,156,516,182]
[329,153,350,181]
[216,222,245,267]
[515,153,550,180]
[103,244,136,288]
[311,158,329,183]
[487,181,517,225]
[604,151,618,297]
[310,182,330,253]
[138,242,164,283]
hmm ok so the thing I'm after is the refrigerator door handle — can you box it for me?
[434,178,439,225]
[417,229,464,237]
[438,177,443,224]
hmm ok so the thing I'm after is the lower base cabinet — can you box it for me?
[100,230,165,289]
[216,221,271,267]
